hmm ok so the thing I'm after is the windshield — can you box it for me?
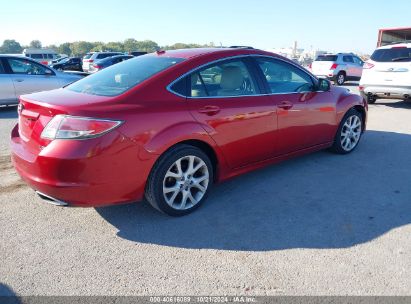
[371,48,411,62]
[315,55,338,62]
[66,55,185,96]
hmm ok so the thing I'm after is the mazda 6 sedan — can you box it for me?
[11,47,367,216]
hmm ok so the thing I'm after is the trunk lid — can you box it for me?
[18,88,113,150]
[369,61,411,86]
[311,61,335,76]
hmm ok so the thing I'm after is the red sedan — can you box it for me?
[11,47,367,216]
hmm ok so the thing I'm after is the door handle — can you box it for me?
[15,79,24,83]
[277,101,293,110]
[198,105,220,116]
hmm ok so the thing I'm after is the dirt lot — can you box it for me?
[1,84,411,296]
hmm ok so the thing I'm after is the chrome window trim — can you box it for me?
[166,54,325,99]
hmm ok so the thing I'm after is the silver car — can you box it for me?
[310,53,364,85]
[0,55,82,106]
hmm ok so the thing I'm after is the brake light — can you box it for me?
[392,46,406,49]
[330,63,338,70]
[41,115,123,140]
[93,65,102,69]
[308,63,312,69]
[84,59,94,63]
[359,86,364,91]
[363,62,375,69]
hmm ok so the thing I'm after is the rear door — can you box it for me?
[343,55,357,78]
[0,59,17,105]
[5,57,62,97]
[185,57,278,169]
[253,57,336,155]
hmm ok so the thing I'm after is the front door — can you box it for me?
[5,57,62,97]
[253,56,335,155]
[187,58,278,169]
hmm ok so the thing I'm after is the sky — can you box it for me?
[1,0,410,54]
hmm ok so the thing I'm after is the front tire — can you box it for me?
[145,145,213,216]
[330,108,363,154]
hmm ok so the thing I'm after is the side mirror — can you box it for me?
[318,78,331,91]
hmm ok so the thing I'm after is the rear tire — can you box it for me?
[330,108,363,154]
[336,72,346,86]
[367,95,377,104]
[145,145,213,216]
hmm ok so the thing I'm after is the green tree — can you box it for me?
[70,41,94,56]
[123,38,139,52]
[57,42,72,56]
[0,39,23,53]
[105,41,124,52]
[29,40,42,49]
[135,40,159,52]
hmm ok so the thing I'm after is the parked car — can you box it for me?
[11,48,367,216]
[82,52,123,72]
[50,55,69,65]
[310,53,364,85]
[129,51,148,57]
[359,43,411,103]
[0,55,82,106]
[50,57,82,72]
[89,55,133,73]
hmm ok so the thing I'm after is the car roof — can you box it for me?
[151,47,279,60]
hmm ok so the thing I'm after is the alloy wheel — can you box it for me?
[340,115,362,152]
[162,155,209,210]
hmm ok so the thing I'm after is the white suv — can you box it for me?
[360,43,411,103]
[82,52,123,72]
[310,53,364,85]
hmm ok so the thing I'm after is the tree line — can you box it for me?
[0,39,216,56]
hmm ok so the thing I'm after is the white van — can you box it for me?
[22,48,58,65]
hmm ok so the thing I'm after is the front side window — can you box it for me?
[30,54,44,59]
[255,58,314,94]
[67,55,185,96]
[7,58,50,75]
[0,61,5,74]
[189,59,257,97]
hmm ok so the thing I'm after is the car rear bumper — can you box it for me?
[360,84,411,99]
[10,124,151,207]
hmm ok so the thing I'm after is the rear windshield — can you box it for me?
[315,55,338,62]
[371,48,411,62]
[83,54,92,59]
[66,55,185,96]
[30,54,44,59]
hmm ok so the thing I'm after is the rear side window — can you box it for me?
[315,55,337,61]
[188,60,257,97]
[371,48,411,62]
[343,56,354,63]
[67,56,185,96]
[0,61,4,74]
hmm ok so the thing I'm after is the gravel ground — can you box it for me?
[1,83,410,296]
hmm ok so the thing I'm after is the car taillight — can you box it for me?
[308,63,312,69]
[359,86,364,91]
[41,115,123,140]
[84,59,94,63]
[330,63,338,70]
[363,62,375,69]
[93,65,102,69]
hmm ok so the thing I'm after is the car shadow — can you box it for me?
[373,100,411,109]
[0,106,18,119]
[96,130,411,251]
